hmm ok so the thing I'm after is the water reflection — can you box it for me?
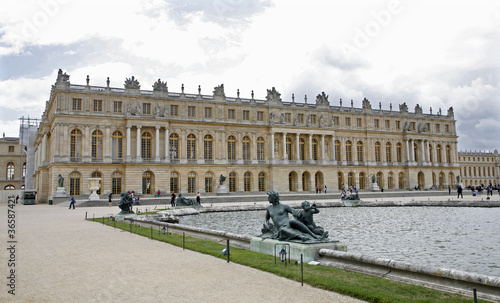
[180,207,500,277]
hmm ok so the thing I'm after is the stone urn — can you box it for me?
[88,178,101,201]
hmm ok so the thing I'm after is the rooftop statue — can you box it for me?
[399,102,408,113]
[315,92,330,107]
[266,87,282,104]
[124,76,140,89]
[260,191,329,242]
[414,104,423,115]
[447,106,454,116]
[213,84,225,98]
[56,69,70,83]
[118,192,134,214]
[152,79,168,92]
[362,97,372,110]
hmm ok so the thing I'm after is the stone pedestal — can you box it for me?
[216,184,229,195]
[250,237,347,263]
[54,187,67,197]
[370,183,380,191]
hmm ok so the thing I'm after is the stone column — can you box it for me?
[126,126,131,161]
[165,127,169,162]
[405,139,410,162]
[308,134,313,161]
[321,134,325,161]
[282,132,287,160]
[296,133,300,160]
[155,126,160,162]
[136,125,142,162]
[421,140,425,163]
[83,125,90,161]
[331,135,336,161]
[425,140,430,163]
[104,126,111,162]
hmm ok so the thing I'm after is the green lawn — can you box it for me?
[92,217,489,303]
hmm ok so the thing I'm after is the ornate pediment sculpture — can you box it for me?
[399,102,408,113]
[414,104,423,115]
[447,106,454,117]
[266,87,282,105]
[316,92,330,108]
[124,76,140,89]
[213,84,225,100]
[362,97,372,110]
[56,69,70,83]
[152,79,168,92]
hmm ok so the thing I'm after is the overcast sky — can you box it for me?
[0,0,498,152]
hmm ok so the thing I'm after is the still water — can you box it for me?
[180,207,500,277]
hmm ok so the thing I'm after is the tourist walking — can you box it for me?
[69,195,75,209]
[196,192,201,205]
[170,192,176,207]
[457,186,463,198]
[448,185,451,195]
[324,185,327,194]
[108,193,112,207]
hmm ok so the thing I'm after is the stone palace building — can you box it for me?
[458,150,500,188]
[33,70,460,202]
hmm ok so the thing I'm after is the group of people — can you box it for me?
[170,191,201,207]
[340,185,357,199]
[315,185,327,194]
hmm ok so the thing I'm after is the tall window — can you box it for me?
[8,146,14,152]
[297,114,304,124]
[257,137,265,161]
[227,135,236,160]
[338,172,343,190]
[91,130,103,159]
[376,172,383,188]
[242,136,251,161]
[356,118,362,127]
[299,138,305,160]
[395,121,401,129]
[375,141,381,162]
[91,171,102,195]
[169,133,179,159]
[386,142,392,162]
[229,172,236,192]
[345,117,351,126]
[141,132,152,160]
[228,109,235,119]
[142,171,152,194]
[388,173,394,189]
[310,115,317,124]
[112,131,123,159]
[187,134,196,160]
[398,172,405,189]
[170,105,178,116]
[345,140,352,162]
[429,144,433,163]
[188,172,196,193]
[204,135,213,160]
[112,172,122,194]
[284,113,291,123]
[374,119,379,128]
[142,103,151,115]
[348,172,354,187]
[72,98,82,111]
[205,172,213,193]
[70,172,80,195]
[258,172,265,192]
[22,162,26,177]
[187,106,196,117]
[359,172,365,189]
[413,142,418,162]
[204,107,212,118]
[257,111,263,121]
[396,143,402,162]
[7,162,14,180]
[170,172,179,193]
[437,145,442,163]
[312,139,318,160]
[286,137,292,160]
[113,101,122,113]
[446,145,451,163]
[335,140,341,161]
[243,110,250,121]
[244,172,251,192]
[333,116,339,126]
[93,100,103,112]
[356,141,363,162]
[70,129,82,159]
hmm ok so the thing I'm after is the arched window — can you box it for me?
[299,138,305,160]
[244,172,251,192]
[436,145,442,163]
[22,162,26,177]
[70,172,81,195]
[257,137,265,161]
[376,172,383,188]
[170,172,179,193]
[187,134,196,160]
[396,142,403,162]
[91,171,102,195]
[91,130,103,159]
[227,135,236,160]
[229,172,236,192]
[6,162,14,180]
[312,139,318,160]
[141,132,152,160]
[242,136,251,161]
[356,141,363,162]
[169,133,179,159]
[338,172,343,190]
[204,134,213,160]
[142,171,152,194]
[335,140,341,161]
[359,172,365,189]
[388,172,394,189]
[386,142,392,162]
[187,172,196,193]
[286,137,292,160]
[346,140,352,162]
[112,131,123,159]
[205,172,213,193]
[70,129,82,160]
[4,185,15,190]
[112,172,122,194]
[375,141,381,162]
[258,172,265,192]
[446,145,451,163]
[398,172,405,189]
[348,172,354,187]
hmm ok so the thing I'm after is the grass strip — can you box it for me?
[92,217,490,303]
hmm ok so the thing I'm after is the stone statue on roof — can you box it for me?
[362,97,371,110]
[56,69,70,83]
[399,102,408,113]
[152,79,168,92]
[266,87,282,104]
[316,92,330,107]
[213,84,225,98]
[414,104,422,115]
[124,76,140,89]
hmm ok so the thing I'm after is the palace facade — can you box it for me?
[458,150,500,187]
[0,136,23,191]
[33,70,460,202]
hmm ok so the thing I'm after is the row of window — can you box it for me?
[459,156,497,162]
[71,98,452,132]
[461,166,497,178]
[68,128,454,163]
[4,162,26,179]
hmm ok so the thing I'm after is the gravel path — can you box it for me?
[1,203,364,303]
